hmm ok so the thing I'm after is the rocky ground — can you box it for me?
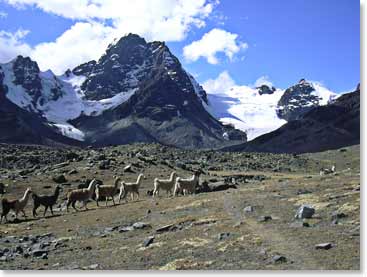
[0,143,360,270]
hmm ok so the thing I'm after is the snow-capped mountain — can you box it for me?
[205,79,338,141]
[0,33,346,149]
[1,56,138,141]
[276,79,338,121]
[0,34,246,148]
[223,85,360,154]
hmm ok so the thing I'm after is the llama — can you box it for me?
[174,171,201,196]
[32,186,62,217]
[153,171,177,197]
[1,187,32,223]
[66,179,97,212]
[118,174,144,203]
[95,177,121,206]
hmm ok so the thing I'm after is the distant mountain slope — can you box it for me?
[205,79,337,141]
[0,72,82,147]
[222,86,360,154]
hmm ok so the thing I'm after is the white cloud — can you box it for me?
[203,70,236,95]
[183,28,248,64]
[1,0,218,73]
[0,11,8,18]
[0,29,32,62]
[31,21,116,75]
[254,75,273,88]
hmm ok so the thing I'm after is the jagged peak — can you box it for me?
[256,84,276,95]
[297,78,313,87]
[11,55,39,71]
[107,33,147,50]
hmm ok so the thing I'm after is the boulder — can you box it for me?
[52,174,67,184]
[142,236,155,247]
[295,205,315,219]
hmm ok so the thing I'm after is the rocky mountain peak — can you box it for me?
[11,55,42,101]
[257,84,276,95]
[276,79,323,121]
[69,33,207,105]
[298,78,307,85]
[107,33,147,51]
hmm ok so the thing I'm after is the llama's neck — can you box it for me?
[114,178,120,188]
[54,188,60,199]
[193,174,200,182]
[87,180,96,194]
[136,175,143,186]
[20,190,31,204]
[170,173,176,181]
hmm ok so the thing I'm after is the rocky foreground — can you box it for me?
[0,143,360,270]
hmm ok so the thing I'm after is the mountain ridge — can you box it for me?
[0,34,246,149]
[221,85,360,154]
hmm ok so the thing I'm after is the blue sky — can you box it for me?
[0,0,360,93]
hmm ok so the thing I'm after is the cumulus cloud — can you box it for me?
[203,71,277,96]
[183,28,248,64]
[31,22,116,75]
[254,75,273,88]
[0,29,32,62]
[1,0,218,73]
[202,70,236,95]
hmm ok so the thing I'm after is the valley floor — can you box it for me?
[0,144,360,270]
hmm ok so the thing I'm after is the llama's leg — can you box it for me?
[50,205,54,215]
[33,204,39,217]
[0,211,8,223]
[84,201,88,210]
[71,200,78,212]
[43,206,48,217]
[119,190,126,204]
[105,197,108,207]
[22,210,27,218]
[112,196,116,206]
[96,196,100,207]
[131,193,134,201]
[66,200,71,212]
[136,191,139,200]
